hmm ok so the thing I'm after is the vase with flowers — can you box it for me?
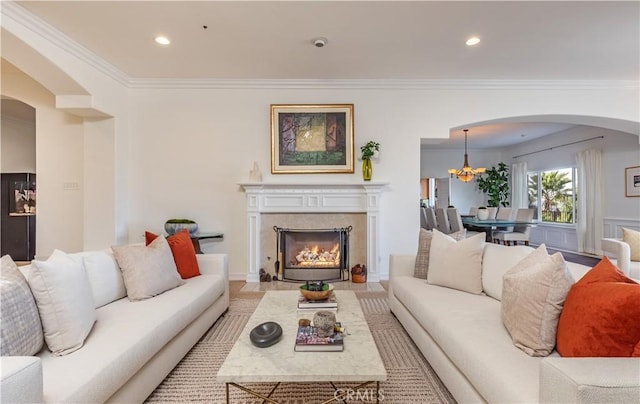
[360,141,380,181]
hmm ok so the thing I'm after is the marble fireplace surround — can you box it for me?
[239,182,387,283]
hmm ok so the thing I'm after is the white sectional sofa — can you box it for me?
[1,249,229,404]
[389,242,640,403]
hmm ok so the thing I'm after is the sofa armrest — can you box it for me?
[389,254,416,280]
[601,238,631,275]
[1,356,43,404]
[196,253,229,282]
[540,357,640,403]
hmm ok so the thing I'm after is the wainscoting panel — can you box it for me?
[604,217,640,238]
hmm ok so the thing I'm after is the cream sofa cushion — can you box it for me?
[0,255,44,356]
[622,227,640,262]
[427,229,485,294]
[28,250,97,356]
[502,245,574,356]
[79,250,127,308]
[112,236,184,301]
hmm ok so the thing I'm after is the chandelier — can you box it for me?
[447,129,486,182]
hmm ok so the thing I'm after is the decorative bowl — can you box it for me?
[249,321,283,348]
[299,283,334,301]
[164,219,198,236]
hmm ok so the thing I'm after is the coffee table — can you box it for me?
[217,290,387,403]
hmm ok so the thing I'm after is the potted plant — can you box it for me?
[360,141,380,181]
[477,206,489,220]
[476,162,510,207]
[164,218,198,235]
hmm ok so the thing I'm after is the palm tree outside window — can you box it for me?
[527,168,577,224]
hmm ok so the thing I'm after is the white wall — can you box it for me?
[1,100,36,173]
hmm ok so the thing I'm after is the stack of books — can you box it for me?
[297,293,338,312]
[294,323,344,352]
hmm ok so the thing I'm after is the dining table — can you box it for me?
[461,217,537,242]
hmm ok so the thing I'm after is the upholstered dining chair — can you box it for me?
[447,208,463,233]
[468,207,478,217]
[425,207,438,231]
[487,207,498,220]
[435,208,451,234]
[420,206,429,230]
[493,208,535,246]
[492,207,513,242]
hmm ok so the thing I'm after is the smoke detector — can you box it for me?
[312,37,328,48]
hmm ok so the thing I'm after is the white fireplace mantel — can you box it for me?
[239,182,388,283]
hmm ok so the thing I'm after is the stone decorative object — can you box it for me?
[351,264,367,283]
[300,282,334,301]
[259,268,272,282]
[249,321,282,348]
[164,219,198,236]
[249,161,262,182]
[477,208,489,220]
[313,311,336,338]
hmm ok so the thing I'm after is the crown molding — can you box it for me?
[2,1,129,87]
[126,78,639,91]
[4,2,638,92]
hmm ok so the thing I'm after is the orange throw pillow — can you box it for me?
[556,257,640,357]
[145,230,200,279]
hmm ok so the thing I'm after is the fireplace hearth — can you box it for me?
[274,226,351,281]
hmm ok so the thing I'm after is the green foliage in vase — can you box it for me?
[360,141,380,160]
[476,162,510,207]
[166,218,196,224]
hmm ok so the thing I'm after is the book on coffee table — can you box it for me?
[297,294,338,309]
[294,324,344,352]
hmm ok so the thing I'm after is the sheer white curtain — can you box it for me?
[576,149,604,255]
[511,162,528,209]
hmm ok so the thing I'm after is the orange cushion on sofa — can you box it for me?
[145,230,200,279]
[556,257,640,357]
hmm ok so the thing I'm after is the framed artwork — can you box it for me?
[625,166,640,197]
[271,104,354,174]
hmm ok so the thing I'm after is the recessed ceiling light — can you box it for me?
[155,36,171,45]
[465,37,480,46]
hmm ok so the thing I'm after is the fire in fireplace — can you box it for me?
[274,226,351,281]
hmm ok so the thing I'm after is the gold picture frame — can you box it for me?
[625,166,640,197]
[271,104,354,174]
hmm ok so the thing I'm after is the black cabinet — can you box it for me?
[1,173,36,261]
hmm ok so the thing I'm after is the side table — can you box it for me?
[190,232,223,254]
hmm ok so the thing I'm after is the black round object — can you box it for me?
[249,321,283,348]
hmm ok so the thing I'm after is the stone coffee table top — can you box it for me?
[217,290,386,383]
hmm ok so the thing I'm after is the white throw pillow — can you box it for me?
[501,244,575,356]
[427,229,486,294]
[112,236,185,301]
[81,250,127,308]
[28,250,97,356]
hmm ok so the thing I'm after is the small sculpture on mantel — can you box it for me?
[249,161,262,182]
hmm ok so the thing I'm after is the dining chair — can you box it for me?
[447,208,463,233]
[492,207,513,242]
[493,208,535,246]
[420,206,428,229]
[425,207,437,231]
[435,208,451,234]
[487,207,498,220]
[469,207,478,217]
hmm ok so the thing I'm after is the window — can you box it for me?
[527,168,577,224]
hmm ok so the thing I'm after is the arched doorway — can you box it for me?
[1,97,36,261]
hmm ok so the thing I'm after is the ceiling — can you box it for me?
[8,1,639,147]
[15,1,639,81]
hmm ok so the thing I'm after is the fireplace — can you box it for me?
[274,226,351,281]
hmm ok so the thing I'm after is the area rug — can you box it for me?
[145,293,456,403]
